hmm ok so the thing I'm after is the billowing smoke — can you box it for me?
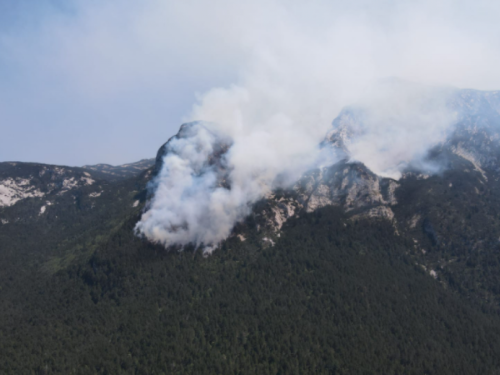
[135,77,458,251]
[135,112,337,252]
[132,0,495,250]
[134,123,238,250]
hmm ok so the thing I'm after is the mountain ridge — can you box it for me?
[141,85,500,253]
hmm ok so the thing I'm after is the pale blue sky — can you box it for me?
[1,0,499,166]
[0,0,240,165]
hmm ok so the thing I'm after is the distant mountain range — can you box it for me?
[82,158,155,181]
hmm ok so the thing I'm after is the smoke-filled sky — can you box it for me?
[1,0,500,166]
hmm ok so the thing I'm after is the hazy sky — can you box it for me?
[1,0,500,166]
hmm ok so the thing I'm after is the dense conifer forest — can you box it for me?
[2,203,500,374]
[2,161,500,374]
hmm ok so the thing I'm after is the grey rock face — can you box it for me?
[295,161,397,213]
[250,160,399,235]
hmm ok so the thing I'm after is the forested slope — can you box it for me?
[1,206,500,374]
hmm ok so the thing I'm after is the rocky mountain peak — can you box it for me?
[152,121,232,181]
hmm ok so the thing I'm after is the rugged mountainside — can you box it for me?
[0,161,150,278]
[0,162,98,209]
[229,87,500,229]
[243,86,500,309]
[2,86,500,373]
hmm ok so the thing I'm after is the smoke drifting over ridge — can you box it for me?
[135,78,459,250]
[328,80,458,179]
[136,80,457,250]
[131,0,497,249]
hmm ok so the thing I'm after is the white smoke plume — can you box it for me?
[133,0,498,250]
[135,115,337,252]
[135,78,457,250]
[135,123,239,248]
